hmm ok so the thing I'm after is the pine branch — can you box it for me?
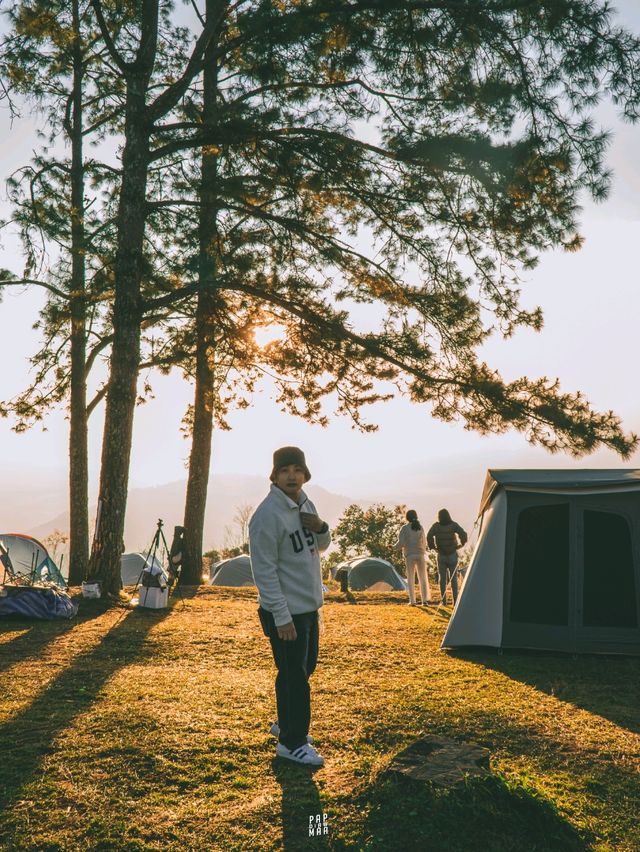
[85,333,114,378]
[145,4,222,124]
[0,278,68,300]
[86,384,107,417]
[89,0,129,75]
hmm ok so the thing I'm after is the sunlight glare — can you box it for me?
[254,324,287,348]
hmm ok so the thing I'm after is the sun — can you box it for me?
[253,324,287,348]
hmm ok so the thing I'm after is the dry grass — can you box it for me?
[0,587,638,851]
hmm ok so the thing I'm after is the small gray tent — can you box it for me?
[442,469,640,655]
[343,556,408,592]
[120,552,165,586]
[210,555,255,587]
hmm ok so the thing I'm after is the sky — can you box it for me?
[1,2,640,521]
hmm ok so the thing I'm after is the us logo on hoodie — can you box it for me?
[289,526,315,554]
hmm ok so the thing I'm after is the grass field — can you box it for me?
[0,587,638,851]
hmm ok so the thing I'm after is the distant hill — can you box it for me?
[324,445,633,539]
[1,469,69,533]
[26,475,369,554]
[328,455,490,535]
[18,448,632,566]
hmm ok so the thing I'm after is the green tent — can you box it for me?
[340,556,408,592]
[210,555,255,587]
[0,534,67,589]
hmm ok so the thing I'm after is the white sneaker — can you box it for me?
[276,742,324,767]
[270,721,314,744]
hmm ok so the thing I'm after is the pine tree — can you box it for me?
[0,0,124,583]
[8,1,639,595]
[181,0,221,584]
[83,0,218,593]
[146,0,640,582]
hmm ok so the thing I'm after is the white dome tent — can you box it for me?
[210,555,255,587]
[120,552,166,586]
[333,556,408,592]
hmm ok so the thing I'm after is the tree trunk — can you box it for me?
[86,80,151,595]
[67,0,89,585]
[181,289,217,584]
[181,7,218,585]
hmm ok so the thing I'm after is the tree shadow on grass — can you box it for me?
[271,760,331,851]
[350,772,587,852]
[0,619,76,677]
[348,684,640,852]
[327,592,416,607]
[415,605,451,620]
[172,583,201,600]
[0,603,174,818]
[450,648,640,736]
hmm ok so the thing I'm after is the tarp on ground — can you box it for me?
[0,585,77,619]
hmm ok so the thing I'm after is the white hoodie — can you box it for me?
[396,522,427,557]
[249,484,331,627]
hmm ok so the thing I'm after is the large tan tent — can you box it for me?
[442,470,640,655]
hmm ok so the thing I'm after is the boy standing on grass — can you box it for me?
[249,446,331,767]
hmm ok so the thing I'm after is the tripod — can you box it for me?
[131,519,184,608]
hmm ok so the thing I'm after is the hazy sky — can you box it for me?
[1,2,640,507]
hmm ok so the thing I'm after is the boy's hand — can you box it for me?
[300,512,326,533]
[277,621,297,641]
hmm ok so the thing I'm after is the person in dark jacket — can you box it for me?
[427,509,467,605]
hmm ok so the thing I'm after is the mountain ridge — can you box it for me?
[14,450,628,559]
[26,474,372,554]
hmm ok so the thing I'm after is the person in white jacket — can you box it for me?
[395,509,431,606]
[249,446,331,768]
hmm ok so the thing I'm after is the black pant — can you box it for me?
[259,608,319,750]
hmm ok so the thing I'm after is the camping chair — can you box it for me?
[0,542,34,585]
[0,541,14,583]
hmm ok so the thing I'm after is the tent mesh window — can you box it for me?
[511,504,570,625]
[583,510,638,628]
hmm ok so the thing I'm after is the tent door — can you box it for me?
[574,495,640,652]
[502,491,640,653]
[502,493,578,651]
